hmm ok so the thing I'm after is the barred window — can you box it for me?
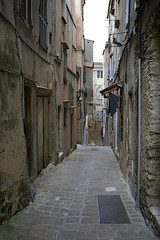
[20,0,32,26]
[39,0,47,49]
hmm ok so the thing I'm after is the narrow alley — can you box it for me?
[0,146,158,240]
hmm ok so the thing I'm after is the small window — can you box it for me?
[96,87,103,100]
[109,56,114,80]
[39,0,47,49]
[125,0,129,29]
[61,0,67,23]
[97,71,103,79]
[64,107,67,127]
[97,71,100,78]
[63,49,67,84]
[20,0,32,26]
[97,111,103,121]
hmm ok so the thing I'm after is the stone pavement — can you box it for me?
[0,146,159,240]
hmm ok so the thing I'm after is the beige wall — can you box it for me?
[0,0,85,224]
[105,0,160,236]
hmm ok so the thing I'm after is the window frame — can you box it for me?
[96,87,103,100]
[97,71,103,79]
[39,0,48,50]
[61,0,67,24]
[63,49,67,84]
[125,0,130,29]
[97,71,100,79]
[20,0,32,27]
[64,107,67,127]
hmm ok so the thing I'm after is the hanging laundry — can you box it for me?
[109,92,119,116]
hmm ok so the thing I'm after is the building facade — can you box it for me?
[0,0,85,224]
[84,39,94,145]
[75,0,86,145]
[102,0,160,236]
[92,61,104,146]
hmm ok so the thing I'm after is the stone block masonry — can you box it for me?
[140,5,160,237]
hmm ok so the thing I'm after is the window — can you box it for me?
[20,0,32,26]
[96,87,103,100]
[109,55,114,80]
[97,111,103,121]
[61,0,67,23]
[125,0,129,29]
[97,71,103,79]
[39,0,47,49]
[63,49,67,84]
[64,108,67,127]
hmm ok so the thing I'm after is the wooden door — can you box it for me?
[43,98,49,167]
[37,97,44,173]
[37,97,49,173]
[24,86,32,176]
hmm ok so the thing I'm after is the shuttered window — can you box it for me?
[20,0,32,26]
[39,0,47,49]
[63,49,67,84]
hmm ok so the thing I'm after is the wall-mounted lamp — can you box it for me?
[117,82,123,88]
[113,38,123,47]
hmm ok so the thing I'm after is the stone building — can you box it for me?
[75,0,86,145]
[54,0,77,161]
[84,41,104,146]
[0,0,85,224]
[84,39,94,145]
[102,0,160,236]
[92,61,104,146]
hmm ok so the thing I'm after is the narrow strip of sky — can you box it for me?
[84,0,109,61]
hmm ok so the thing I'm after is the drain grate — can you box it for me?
[91,148,99,151]
[98,195,130,224]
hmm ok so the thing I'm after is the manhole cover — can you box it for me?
[91,148,99,151]
[98,195,130,224]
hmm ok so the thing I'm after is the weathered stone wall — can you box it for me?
[141,5,160,236]
[0,19,30,223]
[106,0,160,237]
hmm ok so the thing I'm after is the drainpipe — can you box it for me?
[136,7,142,208]
[94,106,97,146]
[136,58,141,209]
[115,111,118,155]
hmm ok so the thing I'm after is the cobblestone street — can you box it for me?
[0,146,159,240]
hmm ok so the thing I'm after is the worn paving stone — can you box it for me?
[65,217,80,224]
[81,216,99,224]
[0,146,159,240]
